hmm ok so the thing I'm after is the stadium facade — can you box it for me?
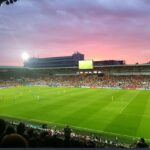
[24,52,84,68]
[24,52,125,68]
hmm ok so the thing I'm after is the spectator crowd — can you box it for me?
[0,75,149,89]
[0,119,149,148]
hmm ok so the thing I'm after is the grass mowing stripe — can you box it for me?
[104,91,149,136]
[4,88,100,120]
[76,90,127,126]
[0,87,88,114]
[57,89,118,125]
[79,90,138,132]
[43,89,114,123]
[136,92,150,138]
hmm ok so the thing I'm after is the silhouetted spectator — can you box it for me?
[5,125,15,135]
[0,119,6,141]
[17,122,26,136]
[1,133,28,148]
[39,131,49,147]
[136,138,149,148]
[26,128,38,147]
[64,125,72,147]
[42,124,48,129]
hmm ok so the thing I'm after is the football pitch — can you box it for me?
[0,86,150,142]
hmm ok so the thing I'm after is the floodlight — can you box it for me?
[22,52,29,61]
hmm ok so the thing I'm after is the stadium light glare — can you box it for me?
[22,52,29,61]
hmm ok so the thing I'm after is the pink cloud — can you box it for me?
[0,0,150,66]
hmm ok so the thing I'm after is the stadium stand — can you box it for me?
[0,63,149,89]
[0,75,149,89]
[0,118,148,148]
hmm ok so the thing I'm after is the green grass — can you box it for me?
[0,86,150,144]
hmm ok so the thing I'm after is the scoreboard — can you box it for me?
[79,60,93,70]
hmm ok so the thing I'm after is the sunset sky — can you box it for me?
[0,0,150,66]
